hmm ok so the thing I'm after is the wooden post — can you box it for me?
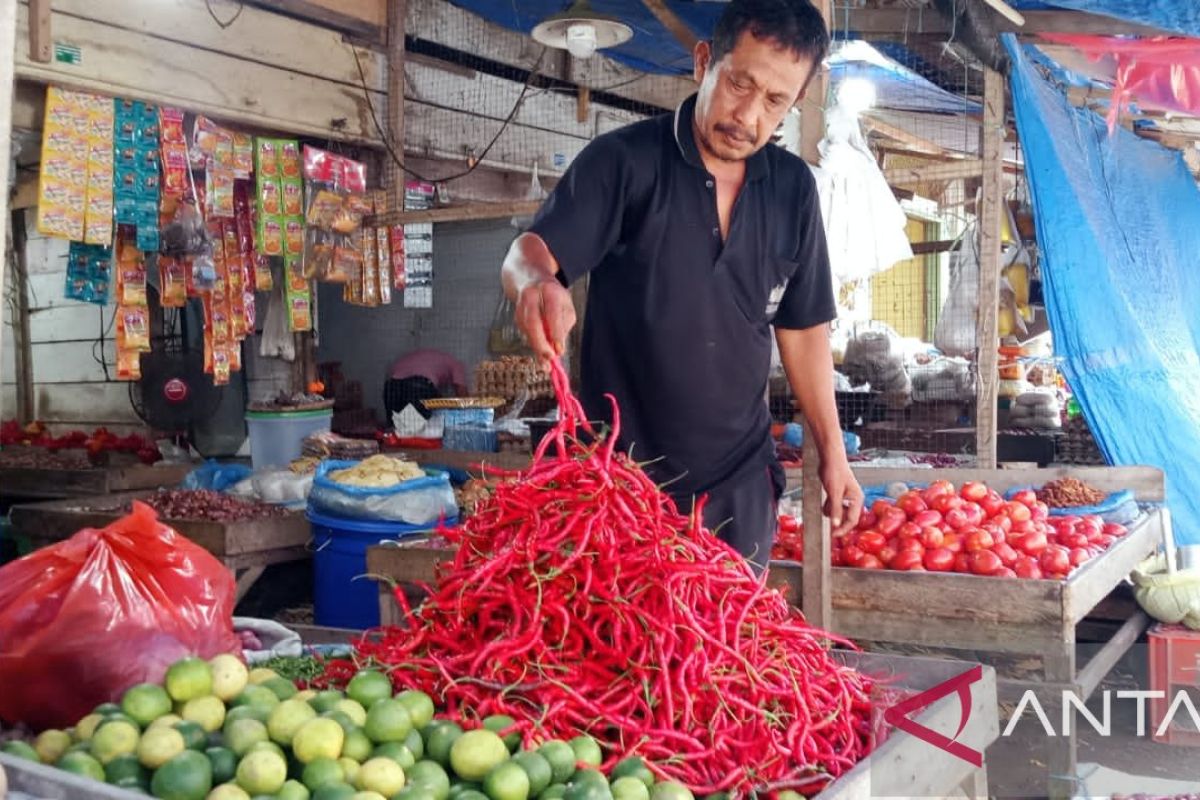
[385,0,406,203]
[0,0,17,429]
[799,0,832,630]
[11,211,34,423]
[975,68,1005,467]
[29,0,51,63]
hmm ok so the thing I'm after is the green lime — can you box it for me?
[311,690,347,715]
[699,793,730,800]
[279,778,312,800]
[449,730,508,782]
[34,729,72,764]
[355,757,406,796]
[424,723,463,768]
[207,746,238,785]
[165,658,214,703]
[350,793,388,800]
[208,785,252,800]
[480,717,520,753]
[405,760,451,800]
[570,770,606,789]
[610,759,653,790]
[294,717,346,764]
[303,756,347,790]
[482,761,530,800]
[139,725,187,768]
[567,738,601,769]
[536,742,575,785]
[103,753,147,785]
[174,720,208,751]
[335,700,369,728]
[346,671,393,710]
[225,705,270,731]
[210,654,250,702]
[395,786,440,800]
[511,752,552,796]
[122,683,173,727]
[65,741,92,756]
[234,686,282,711]
[539,785,567,800]
[226,719,270,757]
[322,710,361,735]
[372,741,416,768]
[57,750,105,781]
[773,793,800,800]
[264,677,299,701]
[181,695,226,733]
[455,792,489,800]
[404,729,425,761]
[250,668,281,685]
[269,699,319,746]
[90,719,139,764]
[151,749,213,800]
[648,783,693,800]
[364,699,413,745]
[446,783,482,800]
[395,691,436,730]
[115,773,152,793]
[150,713,185,731]
[250,741,288,761]
[343,729,374,763]
[563,780,611,800]
[339,757,362,786]
[237,748,289,795]
[312,783,357,800]
[609,778,649,800]
[75,713,105,742]
[94,702,123,716]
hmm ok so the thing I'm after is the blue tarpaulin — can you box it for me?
[1004,35,1200,545]
[1011,0,1200,37]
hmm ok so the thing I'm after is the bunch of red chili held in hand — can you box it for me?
[317,360,873,798]
[833,480,1129,578]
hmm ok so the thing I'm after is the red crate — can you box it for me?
[1148,623,1200,745]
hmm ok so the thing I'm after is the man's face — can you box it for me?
[693,32,815,163]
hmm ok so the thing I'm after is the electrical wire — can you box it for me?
[205,0,244,30]
[351,44,548,185]
[92,305,115,382]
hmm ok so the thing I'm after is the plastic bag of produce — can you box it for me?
[1132,554,1200,629]
[308,458,458,524]
[180,459,253,492]
[0,502,239,730]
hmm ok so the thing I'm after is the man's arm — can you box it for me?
[501,233,576,360]
[776,325,863,535]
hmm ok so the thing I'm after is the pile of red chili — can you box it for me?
[318,362,873,796]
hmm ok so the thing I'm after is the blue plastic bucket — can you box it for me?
[307,508,446,629]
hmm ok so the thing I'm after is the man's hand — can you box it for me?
[516,278,577,361]
[819,453,863,536]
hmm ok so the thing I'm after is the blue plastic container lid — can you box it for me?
[305,507,456,534]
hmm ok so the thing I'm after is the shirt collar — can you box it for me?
[672,93,769,182]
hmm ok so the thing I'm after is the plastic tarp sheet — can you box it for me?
[1003,35,1200,545]
[1011,0,1200,38]
[830,41,982,115]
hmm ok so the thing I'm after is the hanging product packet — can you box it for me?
[116,347,142,381]
[83,96,115,246]
[159,256,188,307]
[390,224,406,290]
[65,242,112,305]
[39,87,101,241]
[377,227,393,304]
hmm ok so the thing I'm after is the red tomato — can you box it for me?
[912,510,944,529]
[980,490,1007,518]
[960,481,989,502]
[996,515,1014,534]
[954,553,972,573]
[1040,546,1071,576]
[942,532,964,554]
[878,545,898,567]
[990,527,1007,546]
[1013,489,1038,507]
[1096,533,1116,549]
[923,547,955,572]
[898,538,925,556]
[1006,501,1033,523]
[898,521,923,541]
[1068,547,1091,568]
[994,542,1019,568]
[1006,532,1024,552]
[778,515,801,534]
[960,503,986,528]
[994,567,1018,579]
[860,554,885,570]
[870,499,893,517]
[831,549,844,567]
[1014,556,1043,579]
[1059,531,1090,550]
[970,550,1004,576]
[1010,519,1033,536]
[1019,530,1049,556]
[932,495,966,515]
[877,511,905,537]
[858,531,887,555]
[1104,522,1129,538]
[890,550,924,571]
[922,480,955,503]
[920,526,945,548]
[842,545,866,567]
[855,511,878,531]
[897,492,928,517]
[964,529,995,553]
[886,535,901,551]
[944,508,970,531]
[1031,501,1050,522]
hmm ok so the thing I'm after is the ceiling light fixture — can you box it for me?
[531,0,633,60]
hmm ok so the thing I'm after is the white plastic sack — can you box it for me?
[234,617,303,664]
[934,234,980,358]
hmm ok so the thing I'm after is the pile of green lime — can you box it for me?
[1,662,705,800]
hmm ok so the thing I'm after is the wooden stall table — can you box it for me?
[9,491,311,601]
[0,449,194,504]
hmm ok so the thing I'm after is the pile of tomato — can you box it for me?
[832,479,1129,579]
[771,513,804,562]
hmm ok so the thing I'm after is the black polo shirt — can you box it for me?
[529,94,836,496]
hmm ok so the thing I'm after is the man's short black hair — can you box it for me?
[711,0,830,69]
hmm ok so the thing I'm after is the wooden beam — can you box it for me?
[576,86,590,124]
[800,0,832,634]
[885,159,984,185]
[640,0,699,52]
[0,0,15,428]
[385,0,406,205]
[976,68,1004,468]
[246,0,384,40]
[28,0,49,62]
[372,199,544,226]
[844,7,1174,37]
[864,115,973,159]
[11,213,34,423]
[910,239,959,256]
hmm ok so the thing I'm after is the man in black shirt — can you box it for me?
[501,0,863,569]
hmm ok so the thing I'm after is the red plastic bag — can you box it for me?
[0,501,240,730]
